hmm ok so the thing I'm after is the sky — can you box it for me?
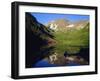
[31,12,89,25]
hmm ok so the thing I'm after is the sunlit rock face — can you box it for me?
[25,13,55,68]
[49,23,58,31]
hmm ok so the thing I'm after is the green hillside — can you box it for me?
[54,23,89,54]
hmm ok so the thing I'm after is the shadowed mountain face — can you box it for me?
[25,13,55,68]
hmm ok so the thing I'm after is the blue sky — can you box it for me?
[31,12,89,25]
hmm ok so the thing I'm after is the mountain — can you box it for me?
[46,19,70,31]
[25,13,55,68]
[47,19,89,55]
[73,20,89,29]
[46,19,89,31]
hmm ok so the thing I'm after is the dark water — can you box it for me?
[32,59,80,67]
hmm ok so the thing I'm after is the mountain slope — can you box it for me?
[54,23,89,54]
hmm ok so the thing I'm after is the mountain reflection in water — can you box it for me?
[32,59,80,67]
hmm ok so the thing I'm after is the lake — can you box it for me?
[32,59,80,68]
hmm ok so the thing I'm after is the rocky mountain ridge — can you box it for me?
[46,19,89,31]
